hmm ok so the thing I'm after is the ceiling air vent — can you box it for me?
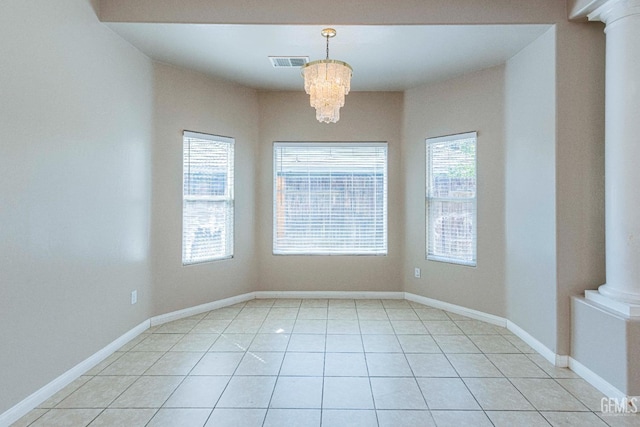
[269,56,309,68]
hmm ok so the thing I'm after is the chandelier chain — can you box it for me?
[326,34,330,60]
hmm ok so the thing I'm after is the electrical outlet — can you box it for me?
[131,290,137,305]
[414,267,421,278]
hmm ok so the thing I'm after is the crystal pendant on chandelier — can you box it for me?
[301,28,352,123]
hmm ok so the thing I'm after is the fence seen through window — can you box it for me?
[274,143,388,255]
[426,132,477,266]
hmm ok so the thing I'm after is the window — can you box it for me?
[182,131,234,264]
[426,132,477,266]
[274,142,387,255]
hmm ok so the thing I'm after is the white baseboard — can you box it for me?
[404,292,573,369]
[255,290,404,300]
[150,292,255,326]
[404,292,507,327]
[0,319,149,427]
[555,355,570,368]
[569,357,626,400]
[3,291,629,426]
[505,320,567,367]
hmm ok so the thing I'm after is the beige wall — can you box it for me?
[403,65,507,317]
[96,4,607,357]
[256,91,404,292]
[503,23,605,355]
[151,63,259,315]
[100,0,567,24]
[504,28,558,351]
[2,0,610,416]
[567,0,607,20]
[554,22,605,355]
[0,0,154,414]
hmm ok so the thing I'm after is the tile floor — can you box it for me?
[11,298,640,426]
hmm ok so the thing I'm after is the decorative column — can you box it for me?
[585,0,640,316]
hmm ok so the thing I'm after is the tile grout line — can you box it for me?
[15,298,616,427]
[320,301,329,426]
[402,303,437,425]
[152,302,248,426]
[262,299,298,426]
[140,312,213,426]
[361,301,380,426]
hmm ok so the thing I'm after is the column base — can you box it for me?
[572,296,640,397]
[586,290,640,317]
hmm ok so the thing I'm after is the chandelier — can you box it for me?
[301,28,352,124]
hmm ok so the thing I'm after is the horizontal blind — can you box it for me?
[426,132,477,266]
[183,131,234,265]
[274,142,387,255]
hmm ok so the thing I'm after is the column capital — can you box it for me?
[588,0,640,25]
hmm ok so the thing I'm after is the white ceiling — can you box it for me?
[107,24,550,92]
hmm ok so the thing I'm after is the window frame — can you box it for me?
[273,141,388,256]
[425,131,477,267]
[182,130,235,265]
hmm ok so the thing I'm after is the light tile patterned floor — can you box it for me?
[11,299,640,426]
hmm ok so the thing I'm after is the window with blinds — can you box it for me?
[182,131,234,265]
[273,142,388,255]
[426,132,477,266]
